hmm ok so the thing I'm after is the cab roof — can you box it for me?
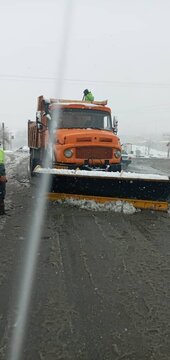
[37,96,111,113]
[48,99,111,113]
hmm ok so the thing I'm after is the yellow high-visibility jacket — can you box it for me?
[0,148,5,164]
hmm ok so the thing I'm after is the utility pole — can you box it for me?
[167,142,170,158]
[2,122,5,150]
[163,133,170,158]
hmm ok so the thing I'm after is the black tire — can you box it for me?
[109,164,122,172]
[122,163,128,170]
[29,154,40,177]
[28,148,42,177]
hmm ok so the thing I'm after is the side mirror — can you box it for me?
[36,111,41,123]
[113,116,118,134]
[43,99,50,117]
[37,121,43,130]
[46,114,51,121]
[113,127,117,134]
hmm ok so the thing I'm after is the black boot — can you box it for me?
[0,200,5,215]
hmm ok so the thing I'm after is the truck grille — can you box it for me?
[99,137,112,142]
[76,137,92,142]
[76,146,112,159]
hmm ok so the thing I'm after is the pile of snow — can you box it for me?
[131,145,167,158]
[5,151,28,167]
[15,146,29,153]
[4,150,13,154]
[57,198,137,214]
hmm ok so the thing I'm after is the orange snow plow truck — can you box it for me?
[28,95,170,211]
[28,95,122,173]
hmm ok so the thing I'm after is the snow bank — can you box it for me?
[131,145,167,158]
[57,198,137,214]
[5,152,28,167]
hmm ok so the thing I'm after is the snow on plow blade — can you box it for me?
[34,167,170,211]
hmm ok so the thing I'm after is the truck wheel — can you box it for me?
[122,163,128,170]
[29,156,40,177]
[109,164,122,172]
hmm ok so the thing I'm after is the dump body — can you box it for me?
[28,96,122,173]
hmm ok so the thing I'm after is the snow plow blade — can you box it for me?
[34,168,170,211]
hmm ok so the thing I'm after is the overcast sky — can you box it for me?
[0,0,170,139]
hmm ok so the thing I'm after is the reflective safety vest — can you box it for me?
[84,92,94,102]
[0,149,5,164]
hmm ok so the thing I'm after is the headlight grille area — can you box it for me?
[76,146,113,159]
[64,149,73,158]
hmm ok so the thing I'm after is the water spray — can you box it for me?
[8,1,74,359]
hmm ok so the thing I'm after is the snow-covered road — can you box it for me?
[0,153,170,359]
[128,157,170,176]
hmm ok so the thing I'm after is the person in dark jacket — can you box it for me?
[82,89,94,102]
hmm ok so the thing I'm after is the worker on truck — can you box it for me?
[83,89,94,102]
[0,142,6,215]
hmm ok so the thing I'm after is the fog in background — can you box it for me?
[0,0,170,143]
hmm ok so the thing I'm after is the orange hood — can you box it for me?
[55,128,120,147]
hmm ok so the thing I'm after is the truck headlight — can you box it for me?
[114,150,121,158]
[64,149,73,158]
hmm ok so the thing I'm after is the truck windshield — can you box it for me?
[51,109,112,130]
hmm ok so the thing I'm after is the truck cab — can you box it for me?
[28,96,122,174]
